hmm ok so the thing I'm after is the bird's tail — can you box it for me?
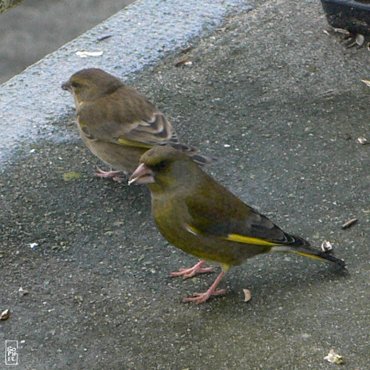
[270,242,346,269]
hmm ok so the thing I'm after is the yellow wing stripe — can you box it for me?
[184,224,200,236]
[224,233,277,246]
[292,251,324,261]
[184,224,276,246]
[117,137,152,149]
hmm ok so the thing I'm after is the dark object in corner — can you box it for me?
[321,0,370,35]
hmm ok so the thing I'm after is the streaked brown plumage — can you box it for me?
[61,68,210,179]
[129,146,346,304]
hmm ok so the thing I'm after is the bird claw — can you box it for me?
[182,289,227,304]
[170,260,213,279]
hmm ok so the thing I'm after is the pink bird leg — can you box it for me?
[170,260,213,279]
[183,270,227,304]
[95,167,124,182]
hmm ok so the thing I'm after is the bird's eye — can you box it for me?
[71,81,82,88]
[153,160,168,171]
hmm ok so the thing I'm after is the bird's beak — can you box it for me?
[61,81,71,91]
[128,163,155,185]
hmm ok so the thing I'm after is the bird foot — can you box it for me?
[181,269,227,303]
[95,167,125,182]
[170,260,213,279]
[182,288,227,304]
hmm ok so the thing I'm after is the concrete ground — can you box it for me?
[1,0,369,369]
[0,0,134,83]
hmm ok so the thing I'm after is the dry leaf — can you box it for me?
[333,28,351,36]
[97,35,112,42]
[243,289,252,302]
[355,34,365,47]
[63,171,81,181]
[356,137,368,145]
[321,240,333,252]
[0,309,10,320]
[18,287,29,296]
[361,79,370,87]
[341,218,358,230]
[175,58,193,67]
[324,349,344,365]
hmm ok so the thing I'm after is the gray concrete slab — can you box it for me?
[1,0,369,369]
[0,0,249,165]
[0,0,134,84]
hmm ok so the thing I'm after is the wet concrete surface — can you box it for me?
[1,0,370,369]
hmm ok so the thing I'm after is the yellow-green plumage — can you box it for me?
[129,146,346,303]
[61,68,210,177]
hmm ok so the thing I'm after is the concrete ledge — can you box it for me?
[0,0,250,167]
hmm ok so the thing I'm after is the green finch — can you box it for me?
[61,68,210,180]
[129,146,346,304]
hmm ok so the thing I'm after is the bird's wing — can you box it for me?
[184,181,306,247]
[121,111,179,146]
[77,91,179,148]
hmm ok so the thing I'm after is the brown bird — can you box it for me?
[129,146,346,304]
[61,68,210,180]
